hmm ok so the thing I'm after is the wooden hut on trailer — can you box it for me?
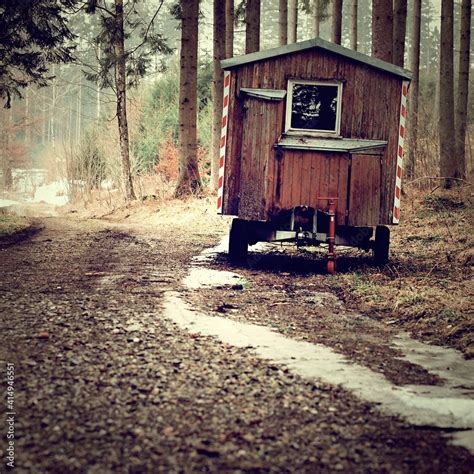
[216,37,411,273]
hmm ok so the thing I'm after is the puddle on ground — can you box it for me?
[191,237,229,264]
[183,268,243,290]
[164,239,474,452]
[163,290,474,453]
[191,236,274,266]
[185,236,274,289]
[393,333,474,391]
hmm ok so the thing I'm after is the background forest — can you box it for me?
[0,0,472,207]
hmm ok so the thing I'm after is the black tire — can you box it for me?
[374,225,390,265]
[229,219,248,262]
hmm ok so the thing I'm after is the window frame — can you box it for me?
[284,79,343,137]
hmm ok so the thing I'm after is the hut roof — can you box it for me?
[221,37,412,81]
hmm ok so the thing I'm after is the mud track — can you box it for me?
[0,217,472,473]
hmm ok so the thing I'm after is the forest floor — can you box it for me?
[0,189,473,472]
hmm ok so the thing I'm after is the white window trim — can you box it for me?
[285,79,343,137]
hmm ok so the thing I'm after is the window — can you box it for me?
[285,80,342,136]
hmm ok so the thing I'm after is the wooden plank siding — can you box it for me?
[222,47,403,225]
[238,97,284,220]
[348,154,382,226]
[272,151,350,225]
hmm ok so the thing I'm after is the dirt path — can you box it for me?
[1,216,473,473]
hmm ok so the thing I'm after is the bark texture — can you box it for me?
[245,0,260,54]
[225,0,234,58]
[392,0,407,67]
[332,0,343,44]
[279,0,288,45]
[211,0,226,190]
[372,0,393,62]
[113,0,136,201]
[350,0,358,49]
[454,0,471,179]
[0,108,12,191]
[406,0,421,179]
[175,0,201,196]
[438,0,455,188]
[288,0,298,43]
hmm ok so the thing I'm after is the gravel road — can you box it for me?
[0,217,472,473]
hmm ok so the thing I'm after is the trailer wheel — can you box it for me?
[374,225,390,265]
[229,219,248,262]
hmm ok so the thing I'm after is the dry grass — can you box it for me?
[332,186,473,358]
[60,181,473,357]
[0,214,31,237]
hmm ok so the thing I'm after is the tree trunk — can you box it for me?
[25,88,32,148]
[372,0,393,62]
[50,64,57,150]
[211,0,226,190]
[0,108,12,191]
[454,0,471,180]
[350,0,358,49]
[392,0,407,67]
[279,0,288,45]
[113,0,136,201]
[439,0,455,188]
[96,44,101,121]
[76,81,82,144]
[288,0,298,43]
[405,0,421,179]
[225,0,234,58]
[245,0,260,54]
[175,0,201,196]
[332,0,343,44]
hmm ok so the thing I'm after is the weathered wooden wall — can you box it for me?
[271,151,350,225]
[238,97,284,220]
[222,48,402,225]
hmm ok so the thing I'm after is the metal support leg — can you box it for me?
[327,199,337,274]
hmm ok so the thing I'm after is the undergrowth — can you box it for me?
[332,187,473,358]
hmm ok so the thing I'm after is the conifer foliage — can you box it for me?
[0,0,76,108]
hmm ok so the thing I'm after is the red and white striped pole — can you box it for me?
[393,80,409,224]
[217,71,231,214]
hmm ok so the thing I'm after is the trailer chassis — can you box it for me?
[228,201,390,273]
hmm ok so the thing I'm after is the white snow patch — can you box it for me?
[164,292,474,453]
[32,180,69,206]
[183,268,243,289]
[168,239,474,454]
[0,199,20,209]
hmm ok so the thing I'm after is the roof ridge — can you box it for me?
[221,37,412,81]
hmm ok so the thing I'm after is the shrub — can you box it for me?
[131,59,213,176]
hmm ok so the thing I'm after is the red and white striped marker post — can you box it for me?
[217,71,231,214]
[393,80,409,224]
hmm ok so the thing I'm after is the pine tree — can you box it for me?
[0,0,76,108]
[226,0,234,58]
[392,0,407,67]
[454,0,471,180]
[405,0,421,179]
[85,0,171,201]
[372,0,393,62]
[245,0,261,53]
[350,0,358,49]
[332,0,343,44]
[280,0,289,45]
[211,0,226,190]
[288,0,298,43]
[438,0,455,188]
[175,0,201,196]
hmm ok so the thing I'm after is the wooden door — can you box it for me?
[348,153,382,226]
[239,97,283,220]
